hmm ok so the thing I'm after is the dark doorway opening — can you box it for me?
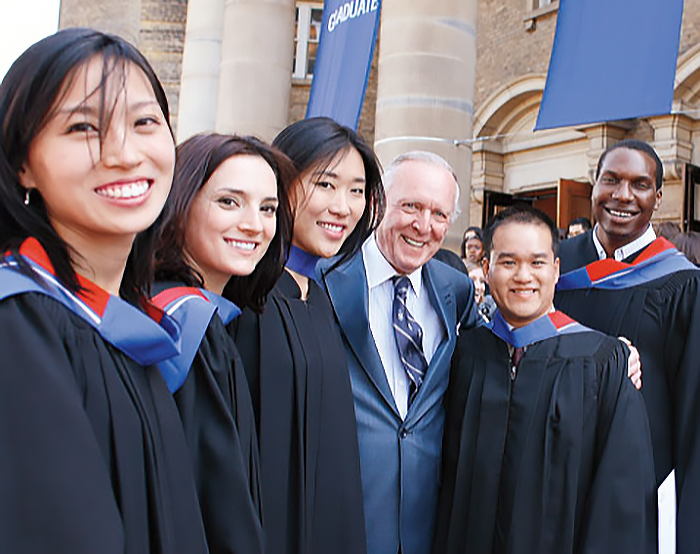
[481,179,591,231]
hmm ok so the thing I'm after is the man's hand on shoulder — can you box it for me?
[620,336,642,390]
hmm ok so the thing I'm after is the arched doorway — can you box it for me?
[470,74,593,231]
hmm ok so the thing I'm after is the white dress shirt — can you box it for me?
[362,235,445,419]
[592,223,656,261]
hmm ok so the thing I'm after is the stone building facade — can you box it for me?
[470,0,700,233]
[58,0,700,242]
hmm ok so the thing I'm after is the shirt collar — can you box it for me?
[362,234,424,296]
[592,223,656,261]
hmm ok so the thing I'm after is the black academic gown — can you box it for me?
[0,292,209,554]
[555,231,700,552]
[433,325,656,554]
[154,283,264,554]
[232,270,367,554]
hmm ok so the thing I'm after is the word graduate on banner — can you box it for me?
[536,0,683,131]
[306,0,381,129]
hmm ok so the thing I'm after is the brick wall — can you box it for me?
[680,0,700,58]
[474,0,557,111]
[475,0,700,114]
[139,0,188,135]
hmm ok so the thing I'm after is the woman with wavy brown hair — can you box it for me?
[154,133,294,554]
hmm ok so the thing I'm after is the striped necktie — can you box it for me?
[510,346,525,381]
[392,276,428,405]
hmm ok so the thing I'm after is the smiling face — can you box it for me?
[292,146,366,258]
[592,147,662,255]
[19,56,175,252]
[184,154,279,294]
[485,221,559,328]
[376,159,457,275]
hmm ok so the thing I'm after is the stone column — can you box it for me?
[177,0,225,142]
[216,0,295,141]
[649,105,694,225]
[581,122,631,184]
[59,0,141,46]
[374,0,478,244]
[469,143,504,225]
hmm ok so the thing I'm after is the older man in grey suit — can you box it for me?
[320,152,477,554]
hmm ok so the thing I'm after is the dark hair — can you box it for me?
[568,217,592,230]
[155,133,294,312]
[0,27,172,305]
[272,116,385,269]
[483,204,560,258]
[672,231,700,266]
[433,248,468,275]
[596,139,663,190]
[460,225,483,258]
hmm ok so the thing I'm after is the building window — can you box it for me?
[526,0,558,14]
[294,2,323,80]
[524,0,558,31]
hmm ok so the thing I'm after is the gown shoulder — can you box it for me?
[0,292,208,554]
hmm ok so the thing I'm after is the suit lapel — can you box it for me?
[323,255,400,417]
[406,261,457,424]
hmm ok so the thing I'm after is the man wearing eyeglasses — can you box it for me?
[320,152,477,554]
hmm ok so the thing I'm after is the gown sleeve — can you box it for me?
[0,295,126,554]
[577,339,657,554]
[432,333,470,554]
[229,304,262,420]
[173,314,264,554]
[668,274,700,551]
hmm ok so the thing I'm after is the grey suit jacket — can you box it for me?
[321,252,476,554]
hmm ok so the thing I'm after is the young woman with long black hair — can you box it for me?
[232,116,385,554]
[0,28,207,553]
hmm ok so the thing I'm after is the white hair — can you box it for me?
[382,151,461,220]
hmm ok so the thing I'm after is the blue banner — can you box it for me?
[306,0,381,129]
[535,0,683,131]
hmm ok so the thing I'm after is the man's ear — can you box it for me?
[481,257,490,284]
[654,188,663,212]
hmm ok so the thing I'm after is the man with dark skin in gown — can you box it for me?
[555,139,700,552]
